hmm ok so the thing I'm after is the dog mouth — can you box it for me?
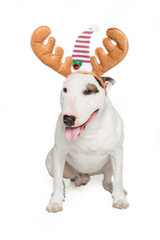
[65,109,99,141]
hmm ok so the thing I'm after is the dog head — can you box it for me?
[60,73,115,141]
[31,26,128,141]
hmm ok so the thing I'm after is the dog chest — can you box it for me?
[66,149,110,174]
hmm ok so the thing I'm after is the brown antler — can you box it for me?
[31,26,73,77]
[90,28,129,77]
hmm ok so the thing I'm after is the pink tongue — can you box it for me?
[65,111,98,141]
[65,127,81,141]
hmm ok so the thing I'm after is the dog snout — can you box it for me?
[63,115,76,127]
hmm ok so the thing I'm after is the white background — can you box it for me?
[0,0,160,239]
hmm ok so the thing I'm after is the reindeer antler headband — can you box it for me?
[31,25,128,94]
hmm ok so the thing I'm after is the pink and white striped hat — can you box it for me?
[71,25,99,73]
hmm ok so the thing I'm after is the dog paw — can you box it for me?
[74,176,83,187]
[71,174,90,187]
[80,174,90,184]
[112,198,129,209]
[46,198,63,213]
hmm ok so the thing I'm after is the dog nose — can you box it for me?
[63,115,76,126]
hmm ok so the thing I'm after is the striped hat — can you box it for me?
[71,25,99,73]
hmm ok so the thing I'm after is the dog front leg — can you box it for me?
[46,146,66,213]
[111,148,129,209]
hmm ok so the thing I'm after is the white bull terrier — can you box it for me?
[31,25,129,212]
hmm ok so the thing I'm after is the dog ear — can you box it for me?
[101,77,116,91]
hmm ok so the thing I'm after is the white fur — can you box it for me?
[46,74,129,212]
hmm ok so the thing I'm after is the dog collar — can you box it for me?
[67,71,107,96]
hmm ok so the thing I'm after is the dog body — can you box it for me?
[46,74,129,212]
[30,25,129,212]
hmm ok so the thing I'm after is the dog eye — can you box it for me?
[83,89,92,95]
[63,88,67,93]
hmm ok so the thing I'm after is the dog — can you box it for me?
[31,26,129,213]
